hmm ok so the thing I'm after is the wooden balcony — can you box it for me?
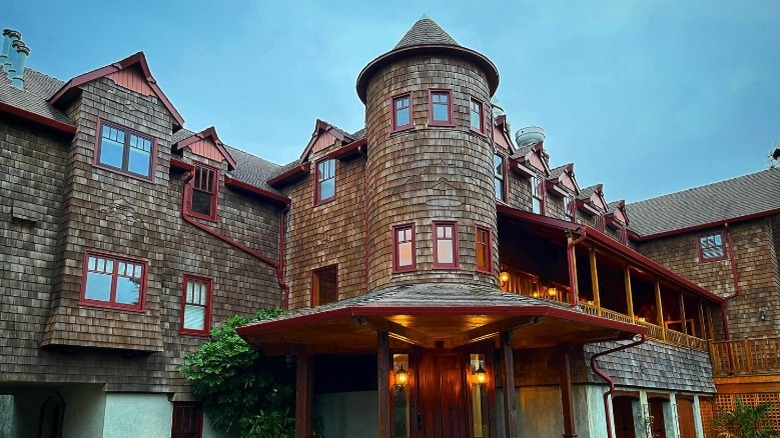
[710,337,780,376]
[581,303,708,352]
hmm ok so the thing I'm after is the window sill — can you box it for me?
[186,210,218,223]
[78,301,146,313]
[93,163,155,184]
[432,265,460,270]
[314,197,336,208]
[179,330,210,337]
[428,121,456,128]
[699,256,728,263]
[392,268,417,274]
[390,125,414,135]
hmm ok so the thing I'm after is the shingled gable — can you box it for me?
[511,142,551,177]
[493,115,515,154]
[546,163,580,197]
[174,126,237,170]
[606,200,630,227]
[48,52,185,130]
[577,184,608,216]
[299,119,356,161]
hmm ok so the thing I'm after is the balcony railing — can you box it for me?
[580,303,708,352]
[710,336,780,376]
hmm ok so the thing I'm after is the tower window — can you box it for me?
[433,222,458,269]
[429,89,453,125]
[699,232,726,262]
[392,93,413,131]
[393,224,416,273]
[316,158,336,204]
[470,98,484,133]
[312,265,338,306]
[531,176,545,214]
[494,154,507,202]
[476,227,492,273]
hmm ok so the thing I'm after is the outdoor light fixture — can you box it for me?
[547,287,558,297]
[637,316,647,323]
[499,271,510,284]
[395,366,409,388]
[473,365,487,386]
[760,309,767,321]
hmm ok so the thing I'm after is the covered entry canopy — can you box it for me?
[237,283,647,354]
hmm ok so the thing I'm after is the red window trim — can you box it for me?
[494,153,509,203]
[93,118,158,183]
[698,231,728,263]
[391,92,414,133]
[79,249,148,312]
[469,97,486,135]
[428,89,455,127]
[392,223,417,273]
[475,226,493,274]
[310,264,339,307]
[531,174,546,215]
[314,158,337,206]
[187,163,220,222]
[171,402,203,438]
[180,274,213,336]
[432,221,459,269]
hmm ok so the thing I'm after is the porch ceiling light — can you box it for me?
[395,366,409,388]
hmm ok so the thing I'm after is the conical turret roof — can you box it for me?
[394,16,460,49]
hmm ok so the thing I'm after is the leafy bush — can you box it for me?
[714,397,778,438]
[180,308,299,437]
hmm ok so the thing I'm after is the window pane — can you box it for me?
[532,198,542,214]
[396,107,410,127]
[398,241,412,267]
[495,180,503,200]
[115,277,141,305]
[192,191,213,216]
[128,148,151,177]
[183,305,206,331]
[85,271,112,301]
[437,240,453,264]
[470,101,482,130]
[99,134,125,169]
[432,102,449,122]
[320,178,335,200]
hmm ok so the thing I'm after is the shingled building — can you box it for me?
[1,17,779,438]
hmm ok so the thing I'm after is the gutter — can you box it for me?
[590,334,647,438]
[566,228,587,307]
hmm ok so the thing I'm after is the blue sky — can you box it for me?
[8,1,779,202]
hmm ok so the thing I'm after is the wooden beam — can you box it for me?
[560,345,578,438]
[569,234,580,306]
[624,266,635,320]
[501,331,519,438]
[357,316,436,349]
[589,249,601,316]
[655,282,666,341]
[706,305,716,340]
[377,331,392,438]
[450,316,539,348]
[679,292,688,335]
[294,345,313,438]
[699,301,708,340]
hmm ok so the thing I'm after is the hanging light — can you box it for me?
[499,271,510,284]
[473,365,487,386]
[395,366,408,388]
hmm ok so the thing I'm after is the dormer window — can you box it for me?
[393,93,413,131]
[316,159,336,205]
[470,98,484,133]
[96,120,155,181]
[188,164,219,221]
[429,89,453,125]
[531,176,544,214]
[494,154,507,202]
[699,232,726,262]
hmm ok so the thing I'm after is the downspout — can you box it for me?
[358,144,370,294]
[566,228,587,307]
[180,170,288,294]
[590,334,647,438]
[278,206,291,310]
[721,223,740,341]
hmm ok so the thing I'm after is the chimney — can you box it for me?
[9,39,29,89]
[1,29,21,74]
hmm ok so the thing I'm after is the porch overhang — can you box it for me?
[237,284,646,355]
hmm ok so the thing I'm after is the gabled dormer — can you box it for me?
[546,163,580,197]
[299,119,357,162]
[606,200,630,228]
[510,142,551,178]
[48,52,184,131]
[493,115,515,155]
[174,126,237,170]
[577,184,609,218]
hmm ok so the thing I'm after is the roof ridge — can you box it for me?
[393,17,460,50]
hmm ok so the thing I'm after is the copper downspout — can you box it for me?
[180,171,289,302]
[589,334,647,438]
[567,228,587,307]
[721,223,740,341]
[278,206,291,310]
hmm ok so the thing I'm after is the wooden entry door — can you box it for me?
[414,353,469,438]
[613,396,636,438]
[677,398,697,438]
[649,398,667,438]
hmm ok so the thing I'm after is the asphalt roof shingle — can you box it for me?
[627,167,780,236]
[394,16,460,50]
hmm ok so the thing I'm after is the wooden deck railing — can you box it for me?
[579,303,708,352]
[710,336,780,376]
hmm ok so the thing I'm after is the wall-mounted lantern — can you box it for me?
[395,365,409,388]
[499,271,510,284]
[547,286,558,298]
[473,365,487,386]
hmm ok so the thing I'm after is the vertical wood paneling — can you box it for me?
[107,67,154,96]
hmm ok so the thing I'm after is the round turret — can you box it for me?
[357,17,501,291]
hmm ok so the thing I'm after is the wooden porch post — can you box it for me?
[589,249,601,316]
[560,345,578,438]
[295,345,313,438]
[655,282,666,341]
[501,331,519,438]
[699,301,708,340]
[679,292,688,335]
[377,331,392,438]
[624,266,635,320]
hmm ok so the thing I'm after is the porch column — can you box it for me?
[679,292,688,335]
[501,330,519,438]
[655,282,666,341]
[377,331,391,438]
[698,302,707,340]
[692,395,705,438]
[589,249,601,316]
[664,393,680,438]
[295,345,313,438]
[624,267,635,320]
[560,345,577,438]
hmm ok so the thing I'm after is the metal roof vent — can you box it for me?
[515,126,546,147]
[491,97,505,118]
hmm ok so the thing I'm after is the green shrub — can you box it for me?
[714,397,778,438]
